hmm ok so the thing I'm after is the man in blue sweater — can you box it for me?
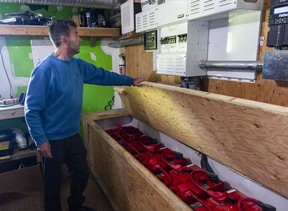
[24,20,143,211]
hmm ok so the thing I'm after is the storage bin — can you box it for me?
[82,82,288,210]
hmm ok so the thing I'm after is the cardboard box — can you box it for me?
[0,163,43,192]
[0,148,42,192]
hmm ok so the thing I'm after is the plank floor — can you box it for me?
[0,166,114,211]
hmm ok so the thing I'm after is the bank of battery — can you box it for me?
[106,125,276,211]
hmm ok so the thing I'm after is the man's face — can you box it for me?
[65,26,82,55]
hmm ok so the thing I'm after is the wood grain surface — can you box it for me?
[116,81,288,198]
[84,114,191,211]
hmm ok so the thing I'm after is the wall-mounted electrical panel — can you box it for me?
[204,11,262,82]
[157,0,188,27]
[136,0,187,33]
[185,0,263,82]
[155,20,208,77]
[136,0,262,80]
[121,0,141,34]
[188,0,262,20]
[144,30,157,50]
[136,7,158,33]
[185,20,209,77]
[156,21,206,76]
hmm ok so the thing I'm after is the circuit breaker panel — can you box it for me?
[156,22,189,76]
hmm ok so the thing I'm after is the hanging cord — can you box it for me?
[200,154,220,184]
[200,154,214,173]
[0,50,13,98]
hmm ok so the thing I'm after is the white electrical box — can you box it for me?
[205,11,262,81]
[136,7,158,33]
[157,0,187,27]
[121,0,141,34]
[157,53,187,76]
[121,0,134,34]
[156,22,195,76]
[185,20,209,77]
[155,20,209,77]
[136,0,188,33]
[188,0,262,20]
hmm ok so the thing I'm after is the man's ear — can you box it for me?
[60,35,67,45]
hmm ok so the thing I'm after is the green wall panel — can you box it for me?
[0,3,116,131]
[5,37,34,78]
[77,38,114,113]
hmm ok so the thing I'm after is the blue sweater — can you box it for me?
[25,54,133,146]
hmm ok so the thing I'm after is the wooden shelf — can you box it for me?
[0,25,120,37]
[0,148,38,162]
[0,105,24,120]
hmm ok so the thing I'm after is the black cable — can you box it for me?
[0,50,13,98]
[199,76,206,91]
[200,154,215,173]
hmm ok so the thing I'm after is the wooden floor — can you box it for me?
[0,166,114,211]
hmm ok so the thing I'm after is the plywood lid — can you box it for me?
[115,81,288,198]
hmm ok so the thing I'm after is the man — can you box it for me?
[24,20,143,211]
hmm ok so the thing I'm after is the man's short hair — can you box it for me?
[48,20,77,47]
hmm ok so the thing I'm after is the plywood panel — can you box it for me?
[116,82,288,198]
[204,74,288,106]
[83,114,191,211]
[81,109,129,168]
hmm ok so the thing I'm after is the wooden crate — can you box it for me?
[82,109,191,211]
[82,82,288,210]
